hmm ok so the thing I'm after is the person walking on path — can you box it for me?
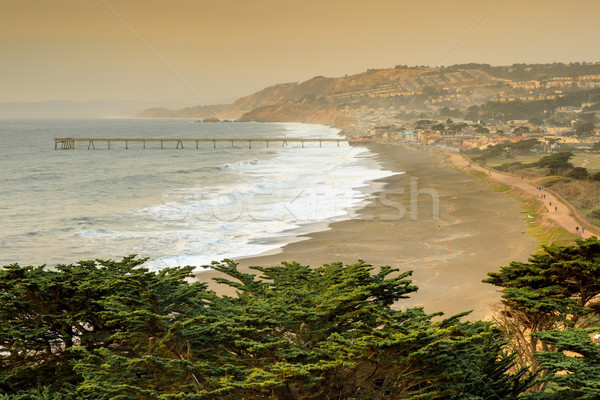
[464,155,595,239]
[582,227,585,234]
[576,226,580,234]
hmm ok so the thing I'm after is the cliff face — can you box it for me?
[227,68,431,118]
[238,102,343,125]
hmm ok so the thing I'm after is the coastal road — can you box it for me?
[450,153,594,239]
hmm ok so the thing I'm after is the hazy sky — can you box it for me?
[2,0,599,105]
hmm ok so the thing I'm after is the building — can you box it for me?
[544,126,569,134]
[399,131,417,142]
[419,131,442,144]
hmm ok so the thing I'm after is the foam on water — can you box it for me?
[0,119,399,269]
[78,123,397,270]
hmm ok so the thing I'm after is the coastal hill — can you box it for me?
[138,67,435,121]
[228,67,431,116]
[138,62,600,125]
[235,66,498,125]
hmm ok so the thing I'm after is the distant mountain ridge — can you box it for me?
[136,104,229,119]
[0,100,193,119]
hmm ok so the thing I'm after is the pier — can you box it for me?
[53,137,358,150]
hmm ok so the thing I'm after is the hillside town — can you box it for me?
[330,65,600,154]
[348,102,600,153]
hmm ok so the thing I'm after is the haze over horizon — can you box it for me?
[2,0,600,106]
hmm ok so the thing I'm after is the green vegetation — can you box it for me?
[566,166,589,180]
[535,152,574,174]
[3,240,600,398]
[484,238,600,392]
[0,257,534,399]
[527,328,600,399]
[519,197,574,247]
[493,183,511,192]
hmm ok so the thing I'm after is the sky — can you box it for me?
[2,0,600,105]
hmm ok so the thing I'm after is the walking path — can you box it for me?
[449,152,595,239]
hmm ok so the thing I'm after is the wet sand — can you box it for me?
[197,144,537,320]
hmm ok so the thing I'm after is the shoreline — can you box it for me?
[197,143,537,320]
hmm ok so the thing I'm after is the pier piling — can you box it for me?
[53,137,360,150]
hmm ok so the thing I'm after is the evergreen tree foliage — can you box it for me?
[524,329,600,400]
[484,237,600,388]
[0,256,210,399]
[0,258,533,399]
[533,152,574,175]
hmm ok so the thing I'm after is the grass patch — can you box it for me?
[571,153,600,172]
[471,170,487,180]
[521,197,577,247]
[493,184,511,192]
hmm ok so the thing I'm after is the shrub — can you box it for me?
[534,152,574,174]
[566,166,589,180]
[590,208,600,219]
[588,172,600,181]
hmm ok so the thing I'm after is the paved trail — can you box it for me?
[450,153,594,239]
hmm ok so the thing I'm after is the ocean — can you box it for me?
[0,119,396,270]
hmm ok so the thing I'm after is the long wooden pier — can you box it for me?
[53,137,357,150]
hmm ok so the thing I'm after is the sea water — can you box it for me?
[0,119,396,270]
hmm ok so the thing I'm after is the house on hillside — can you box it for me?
[399,131,417,142]
[419,131,442,144]
[508,120,529,126]
[544,126,569,135]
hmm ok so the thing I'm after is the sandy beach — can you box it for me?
[197,144,537,320]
